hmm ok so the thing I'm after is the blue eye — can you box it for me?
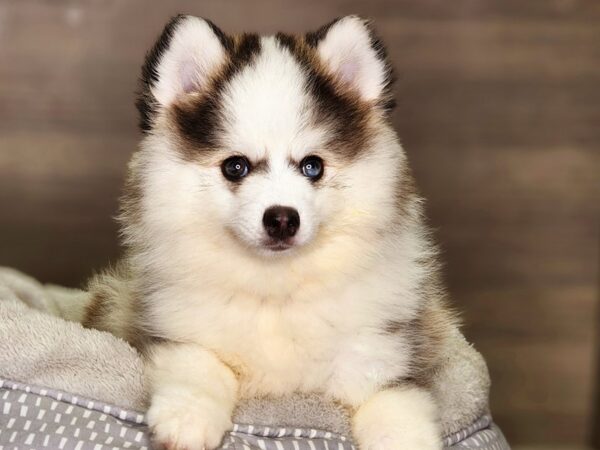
[222,156,250,181]
[300,156,324,181]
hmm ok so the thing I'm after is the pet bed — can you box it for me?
[0,268,510,449]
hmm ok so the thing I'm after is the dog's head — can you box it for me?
[124,16,413,279]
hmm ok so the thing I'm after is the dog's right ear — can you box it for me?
[136,15,231,132]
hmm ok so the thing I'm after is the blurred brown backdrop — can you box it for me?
[0,1,598,448]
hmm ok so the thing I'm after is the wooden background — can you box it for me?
[0,1,598,447]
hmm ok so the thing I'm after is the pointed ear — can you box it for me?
[137,15,231,131]
[307,16,393,106]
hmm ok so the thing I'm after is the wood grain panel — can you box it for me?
[0,0,598,446]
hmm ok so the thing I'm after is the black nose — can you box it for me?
[262,206,300,240]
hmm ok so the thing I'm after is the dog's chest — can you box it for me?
[155,283,412,402]
[206,299,346,393]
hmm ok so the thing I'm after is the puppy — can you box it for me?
[83,15,456,450]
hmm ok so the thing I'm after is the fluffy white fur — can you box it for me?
[84,15,453,450]
[354,387,440,449]
[0,268,491,440]
[147,344,237,450]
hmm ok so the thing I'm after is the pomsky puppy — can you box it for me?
[82,14,456,450]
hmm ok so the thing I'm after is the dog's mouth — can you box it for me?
[262,239,295,252]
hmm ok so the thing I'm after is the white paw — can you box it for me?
[147,391,232,450]
[353,387,442,450]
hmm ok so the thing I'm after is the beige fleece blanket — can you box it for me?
[0,267,490,437]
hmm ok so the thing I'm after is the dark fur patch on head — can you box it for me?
[275,33,375,161]
[305,66,373,160]
[172,33,262,157]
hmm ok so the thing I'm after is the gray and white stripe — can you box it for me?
[0,378,509,450]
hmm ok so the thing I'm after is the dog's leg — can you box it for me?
[352,385,441,450]
[146,343,238,450]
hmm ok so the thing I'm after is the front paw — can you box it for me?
[147,390,232,450]
[353,387,441,450]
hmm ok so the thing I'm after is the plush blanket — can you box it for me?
[0,267,509,449]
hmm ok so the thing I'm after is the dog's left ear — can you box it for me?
[307,16,393,106]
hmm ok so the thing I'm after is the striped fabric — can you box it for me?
[0,378,509,450]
